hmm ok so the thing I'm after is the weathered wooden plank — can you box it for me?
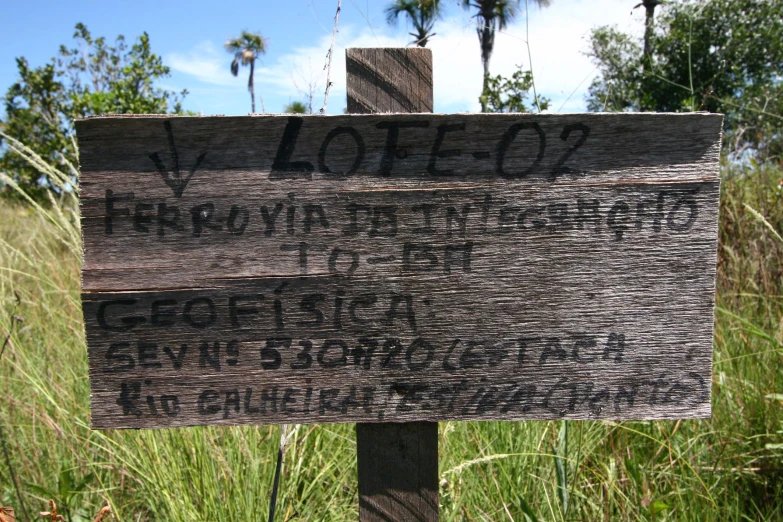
[84,216,717,429]
[76,110,722,430]
[81,181,717,291]
[76,113,720,179]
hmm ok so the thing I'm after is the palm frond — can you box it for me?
[224,37,243,53]
[224,31,267,56]
[462,0,529,30]
[239,30,267,53]
[386,0,442,46]
[386,1,420,26]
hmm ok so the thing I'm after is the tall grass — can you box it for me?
[1,150,782,520]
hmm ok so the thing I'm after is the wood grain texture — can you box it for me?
[347,48,433,114]
[76,113,719,180]
[357,422,438,521]
[76,110,722,430]
[349,46,438,522]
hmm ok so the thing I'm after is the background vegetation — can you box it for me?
[0,24,186,201]
[586,0,783,163]
[1,0,782,520]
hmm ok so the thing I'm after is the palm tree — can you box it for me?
[462,0,551,111]
[225,31,267,113]
[385,0,442,47]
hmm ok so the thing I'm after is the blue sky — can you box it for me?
[0,0,646,116]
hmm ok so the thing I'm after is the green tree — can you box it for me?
[481,65,549,113]
[385,0,442,47]
[0,23,186,201]
[586,0,783,161]
[462,0,551,112]
[1,60,70,200]
[225,31,267,114]
[585,26,644,112]
[60,24,185,117]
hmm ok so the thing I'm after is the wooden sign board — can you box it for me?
[76,113,722,430]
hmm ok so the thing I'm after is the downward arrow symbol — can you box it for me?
[149,120,207,198]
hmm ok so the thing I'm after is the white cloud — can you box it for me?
[496,0,646,112]
[419,0,646,113]
[168,41,262,88]
[168,0,646,114]
[259,26,407,113]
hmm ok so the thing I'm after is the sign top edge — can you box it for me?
[76,112,725,122]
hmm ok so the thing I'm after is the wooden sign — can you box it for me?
[76,113,722,429]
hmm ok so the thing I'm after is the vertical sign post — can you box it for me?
[346,48,439,522]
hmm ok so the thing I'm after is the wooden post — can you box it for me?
[347,47,439,522]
